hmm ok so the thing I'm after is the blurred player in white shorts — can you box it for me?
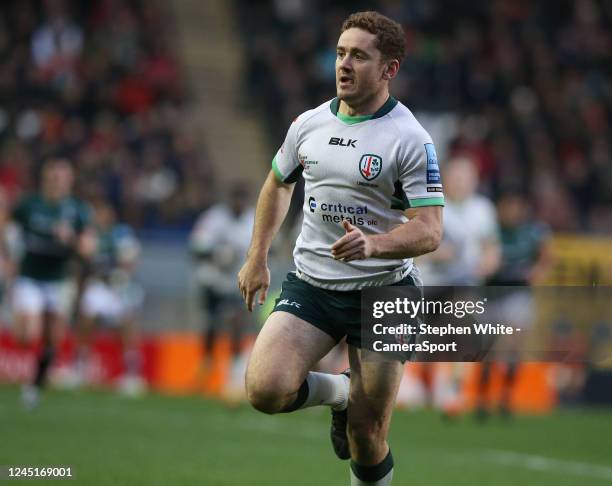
[8,158,95,409]
[75,200,144,395]
[12,277,70,321]
[416,156,501,415]
[190,184,255,394]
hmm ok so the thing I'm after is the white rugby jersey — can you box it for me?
[190,204,255,295]
[273,97,444,290]
[424,195,499,285]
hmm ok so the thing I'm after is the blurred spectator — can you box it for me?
[0,0,211,232]
[235,0,612,232]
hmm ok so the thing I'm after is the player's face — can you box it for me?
[498,196,527,226]
[335,28,389,105]
[444,160,478,201]
[94,204,115,228]
[42,160,74,200]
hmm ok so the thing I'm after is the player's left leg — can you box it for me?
[346,346,403,486]
[115,314,145,396]
[34,309,66,390]
[34,280,69,392]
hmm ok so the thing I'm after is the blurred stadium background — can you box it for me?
[1,0,611,484]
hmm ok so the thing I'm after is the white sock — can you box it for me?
[300,372,349,411]
[350,468,393,485]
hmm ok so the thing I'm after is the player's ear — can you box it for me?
[382,59,400,80]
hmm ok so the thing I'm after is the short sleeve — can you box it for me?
[398,135,445,208]
[271,118,303,184]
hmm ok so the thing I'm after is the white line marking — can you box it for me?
[482,449,612,481]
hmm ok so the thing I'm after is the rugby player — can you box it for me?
[76,200,144,395]
[238,12,444,485]
[190,185,255,391]
[10,158,95,408]
[415,156,500,414]
[478,189,551,419]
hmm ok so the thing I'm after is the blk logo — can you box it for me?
[329,137,357,148]
[277,299,302,309]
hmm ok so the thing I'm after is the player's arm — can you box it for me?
[331,206,442,261]
[76,227,97,259]
[475,238,501,280]
[238,170,295,311]
[333,133,446,261]
[69,202,97,322]
[474,201,501,280]
[74,201,97,260]
[527,226,553,285]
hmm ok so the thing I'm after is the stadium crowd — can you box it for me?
[236,0,612,233]
[0,0,212,231]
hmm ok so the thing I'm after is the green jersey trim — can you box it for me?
[330,96,398,120]
[336,112,373,125]
[409,197,445,208]
[271,156,284,181]
[272,155,303,183]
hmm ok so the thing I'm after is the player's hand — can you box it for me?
[237,256,271,312]
[331,220,374,262]
[54,221,75,244]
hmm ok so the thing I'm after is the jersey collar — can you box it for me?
[330,96,398,121]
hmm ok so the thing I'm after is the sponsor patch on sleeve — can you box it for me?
[424,143,441,184]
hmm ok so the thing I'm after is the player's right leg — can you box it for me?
[246,311,345,414]
[12,278,46,408]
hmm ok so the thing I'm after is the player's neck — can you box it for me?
[338,89,390,117]
[41,189,68,203]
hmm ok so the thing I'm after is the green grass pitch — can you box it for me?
[1,386,612,485]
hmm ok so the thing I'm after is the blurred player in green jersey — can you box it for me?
[477,189,552,419]
[10,158,95,408]
[75,200,144,395]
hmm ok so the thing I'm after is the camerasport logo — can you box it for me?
[359,154,382,181]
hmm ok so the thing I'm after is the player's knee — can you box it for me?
[245,375,295,414]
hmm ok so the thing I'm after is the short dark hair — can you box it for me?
[341,11,406,63]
